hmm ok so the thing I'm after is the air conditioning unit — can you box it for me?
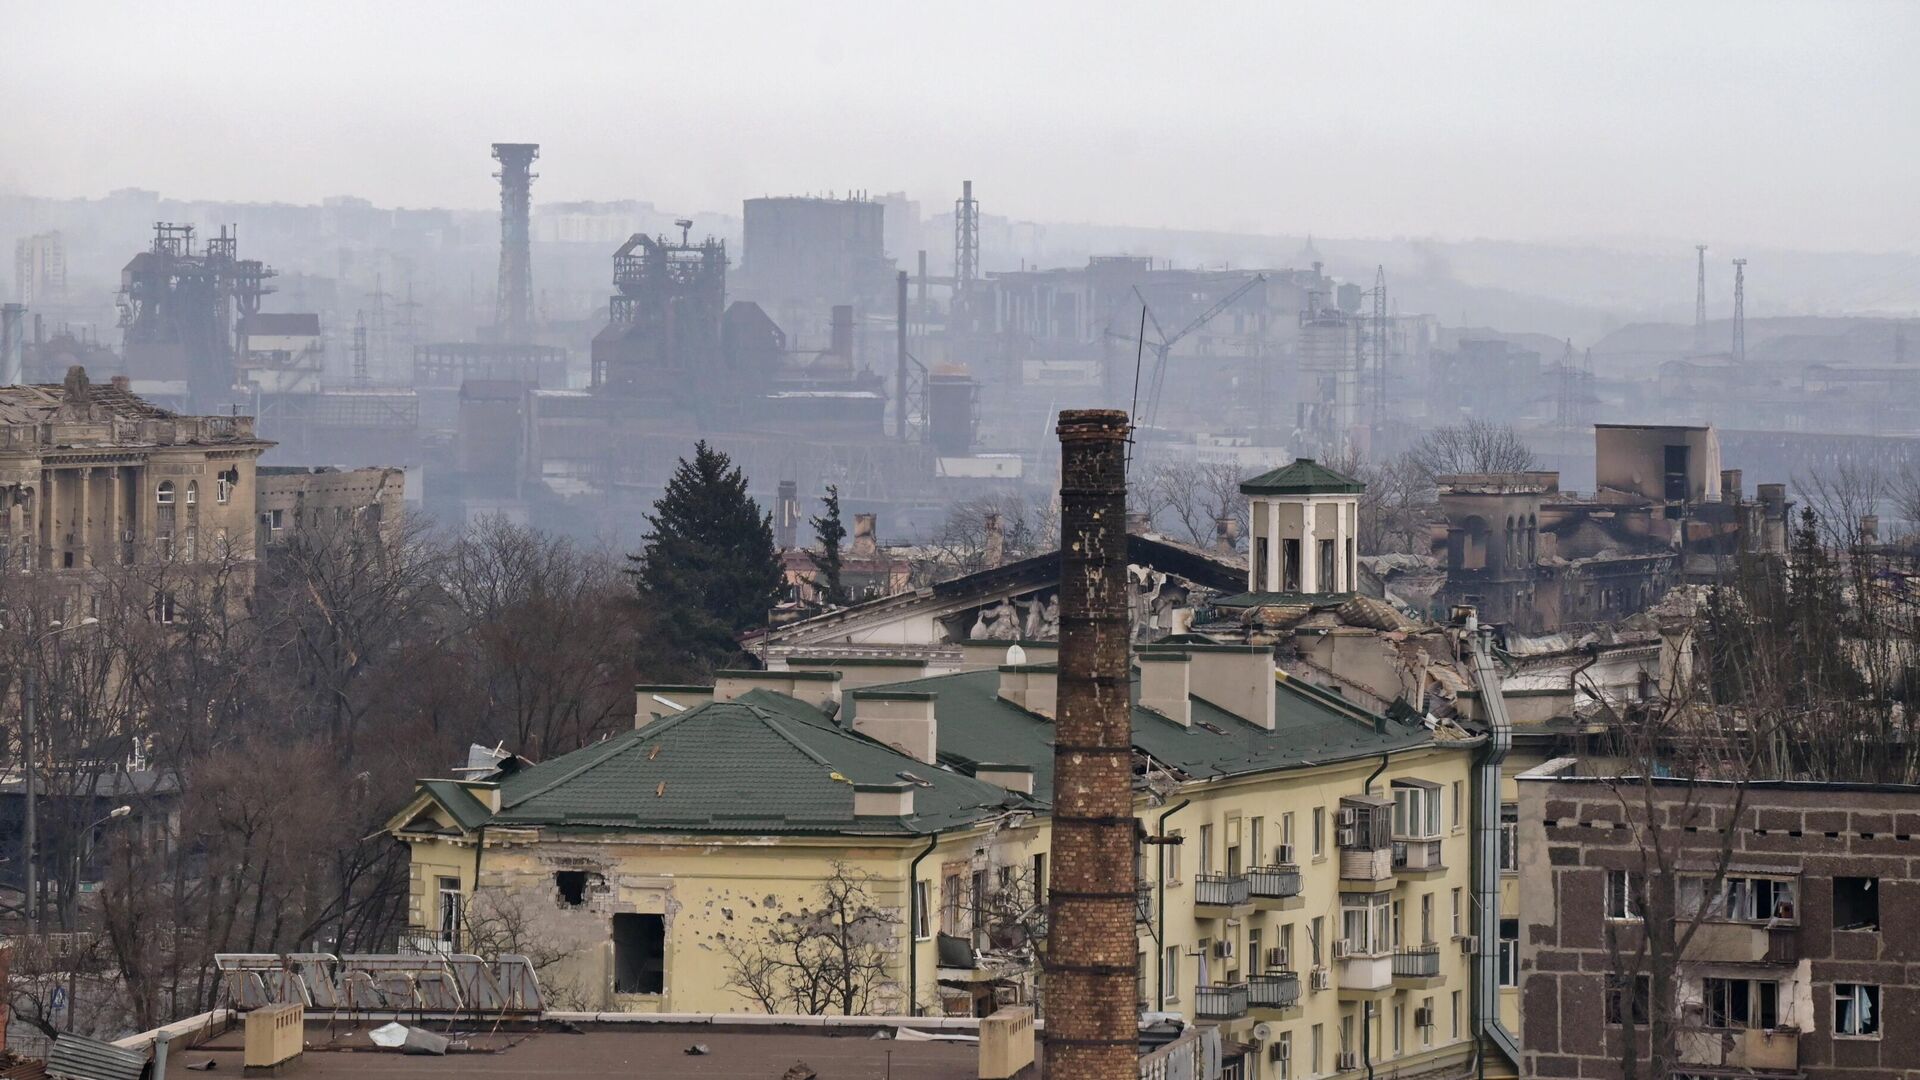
[1332,940,1354,959]
[1266,946,1289,969]
[1274,843,1295,864]
[1336,827,1356,848]
[1214,939,1234,959]
[1310,967,1331,991]
[1414,1007,1433,1028]
[1337,808,1358,828]
[1337,1051,1359,1071]
[1269,1039,1291,1063]
[1458,935,1479,956]
[1251,1021,1275,1043]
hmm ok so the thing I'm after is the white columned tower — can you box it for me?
[1238,458,1364,595]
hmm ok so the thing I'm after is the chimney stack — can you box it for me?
[1046,409,1135,1080]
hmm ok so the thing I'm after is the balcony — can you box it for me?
[1248,971,1301,1014]
[1137,879,1154,924]
[1334,945,1393,996]
[1677,1027,1800,1072]
[1392,944,1443,986]
[1680,920,1799,965]
[1248,865,1303,909]
[1391,838,1446,876]
[1193,873,1252,917]
[1339,847,1394,889]
[1193,983,1248,1021]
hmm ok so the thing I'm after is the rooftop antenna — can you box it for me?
[1731,258,1748,365]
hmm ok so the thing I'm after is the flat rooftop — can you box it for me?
[182,1022,1003,1078]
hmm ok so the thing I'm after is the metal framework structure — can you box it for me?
[1694,244,1709,351]
[952,180,980,324]
[116,223,275,407]
[1731,257,1748,364]
[491,143,539,344]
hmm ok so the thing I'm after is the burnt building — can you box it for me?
[1517,762,1920,1078]
[1434,424,1792,631]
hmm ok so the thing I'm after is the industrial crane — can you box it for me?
[1128,273,1266,434]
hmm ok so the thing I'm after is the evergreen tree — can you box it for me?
[629,441,781,674]
[810,485,848,607]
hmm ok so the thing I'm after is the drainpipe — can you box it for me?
[1363,752,1389,795]
[908,832,940,1016]
[1464,613,1521,1071]
[1154,798,1191,1008]
[1363,1000,1375,1080]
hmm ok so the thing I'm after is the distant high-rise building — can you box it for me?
[14,232,67,305]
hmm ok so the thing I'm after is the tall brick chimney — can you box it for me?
[1046,409,1135,1080]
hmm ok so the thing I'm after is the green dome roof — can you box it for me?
[1239,457,1365,496]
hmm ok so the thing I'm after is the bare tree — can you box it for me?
[1134,458,1256,549]
[720,863,901,1015]
[457,886,588,1010]
[1406,418,1536,479]
[919,493,1056,583]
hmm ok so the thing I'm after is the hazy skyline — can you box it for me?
[4,1,1916,254]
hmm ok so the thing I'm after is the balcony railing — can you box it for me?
[1248,864,1302,901]
[1248,971,1301,1010]
[1393,944,1442,979]
[1193,873,1251,909]
[1392,838,1445,872]
[1194,983,1249,1020]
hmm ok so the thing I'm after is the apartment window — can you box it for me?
[1031,852,1048,907]
[555,871,589,907]
[1498,803,1519,871]
[913,880,932,940]
[1281,811,1296,859]
[1392,780,1442,838]
[436,876,462,950]
[1605,974,1651,1026]
[156,481,175,506]
[1703,977,1779,1030]
[612,913,665,994]
[1312,807,1325,857]
[1280,923,1294,971]
[1165,830,1184,883]
[1275,1030,1292,1080]
[216,475,232,504]
[1164,945,1180,1003]
[1834,983,1879,1037]
[1249,817,1264,867]
[185,481,198,506]
[1247,928,1262,976]
[972,869,989,927]
[1310,1023,1323,1076]
[1451,781,1463,831]
[1451,888,1464,938]
[262,508,284,533]
[1310,916,1324,967]
[1392,1002,1404,1056]
[1136,951,1147,1008]
[214,528,230,559]
[1420,892,1435,945]
[1605,869,1641,920]
[1343,894,1392,955]
[1391,899,1404,948]
[1834,877,1878,930]
[183,526,197,561]
[1198,824,1214,876]
[1678,875,1797,923]
[1420,995,1435,1046]
[1497,918,1518,987]
[1451,990,1462,1039]
[1340,1012,1354,1057]
[942,873,965,935]
[152,590,177,625]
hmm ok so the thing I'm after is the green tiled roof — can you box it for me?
[480,690,1023,836]
[1240,458,1365,495]
[417,779,493,832]
[873,668,1440,794]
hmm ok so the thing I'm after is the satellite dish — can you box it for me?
[1252,1022,1275,1043]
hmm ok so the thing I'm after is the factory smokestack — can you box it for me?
[1046,408,1135,1080]
[491,142,539,343]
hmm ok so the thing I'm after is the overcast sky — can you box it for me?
[4,1,1914,253]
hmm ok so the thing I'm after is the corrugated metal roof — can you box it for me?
[46,1034,145,1080]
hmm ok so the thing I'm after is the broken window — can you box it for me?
[612,913,665,994]
[1834,877,1879,931]
[1834,983,1879,1036]
[1283,538,1301,591]
[555,870,589,907]
[1605,974,1650,1026]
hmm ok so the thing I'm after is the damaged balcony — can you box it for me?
[1392,944,1443,987]
[1248,864,1303,909]
[1193,873,1253,917]
[1391,839,1446,877]
[934,932,1033,985]
[1681,920,1799,965]
[1676,1026,1801,1072]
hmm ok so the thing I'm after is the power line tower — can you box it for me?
[491,142,539,344]
[952,179,979,327]
[1693,244,1708,351]
[351,309,370,387]
[1370,265,1389,449]
[1731,258,1747,364]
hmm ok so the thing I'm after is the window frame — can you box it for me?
[1834,983,1880,1038]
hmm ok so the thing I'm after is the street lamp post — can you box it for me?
[21,616,99,927]
[64,804,130,1031]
